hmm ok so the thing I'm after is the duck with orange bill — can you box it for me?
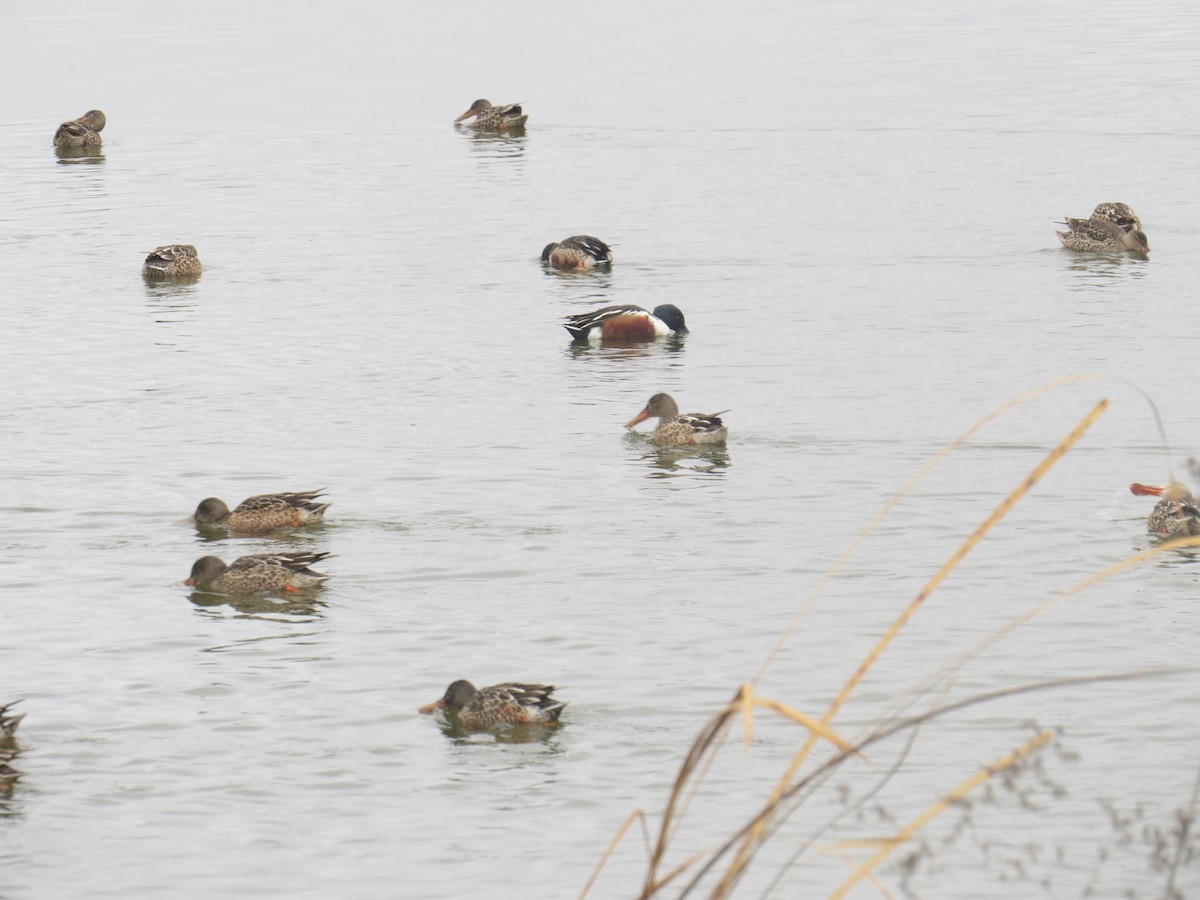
[454,99,527,131]
[625,393,728,446]
[1130,482,1200,537]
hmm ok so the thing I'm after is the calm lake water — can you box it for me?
[3,2,1200,897]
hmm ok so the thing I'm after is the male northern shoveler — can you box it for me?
[1056,209,1149,254]
[541,235,613,270]
[564,304,688,342]
[53,109,106,148]
[186,552,332,595]
[1091,202,1142,233]
[0,701,23,740]
[193,490,330,534]
[1130,483,1200,537]
[625,392,728,446]
[142,244,202,278]
[454,99,528,131]
[418,680,566,729]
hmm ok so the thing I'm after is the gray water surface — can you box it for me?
[3,2,1200,897]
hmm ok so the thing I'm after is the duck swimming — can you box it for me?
[541,235,613,270]
[53,109,106,149]
[1056,203,1148,254]
[625,393,728,446]
[564,304,687,342]
[193,490,330,534]
[1130,483,1200,537]
[454,99,528,131]
[418,680,565,729]
[186,552,332,595]
[142,244,202,278]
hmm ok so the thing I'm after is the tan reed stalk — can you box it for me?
[669,670,1186,898]
[751,375,1117,689]
[599,380,1188,898]
[828,730,1054,898]
[579,809,648,900]
[635,687,857,898]
[879,533,1200,741]
[713,399,1109,895]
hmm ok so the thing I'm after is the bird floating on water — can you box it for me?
[53,109,106,149]
[193,490,330,535]
[186,552,332,595]
[1130,482,1200,537]
[1056,202,1148,254]
[564,304,687,342]
[142,244,202,278]
[454,99,528,131]
[541,235,613,270]
[625,393,728,446]
[418,680,566,729]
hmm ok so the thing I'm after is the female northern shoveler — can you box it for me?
[1091,202,1142,233]
[541,235,613,270]
[142,244,202,278]
[1056,208,1149,254]
[53,109,106,148]
[186,552,332,595]
[625,392,728,446]
[564,304,688,342]
[1130,483,1200,537]
[418,680,566,729]
[454,99,528,131]
[0,701,23,740]
[193,490,330,534]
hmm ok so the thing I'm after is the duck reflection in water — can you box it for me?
[638,443,731,478]
[54,146,104,162]
[188,590,327,620]
[566,334,686,361]
[1063,253,1149,293]
[428,713,567,745]
[144,279,202,333]
[144,280,201,302]
[461,128,526,159]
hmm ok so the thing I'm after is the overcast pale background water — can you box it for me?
[3,1,1200,897]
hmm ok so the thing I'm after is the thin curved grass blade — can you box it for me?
[828,731,1054,898]
[718,399,1108,893]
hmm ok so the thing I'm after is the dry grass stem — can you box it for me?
[717,400,1108,893]
[884,533,1200,742]
[747,690,856,754]
[606,380,1192,898]
[828,730,1054,898]
[752,374,1119,687]
[579,809,649,900]
[669,670,1185,898]
[829,851,898,899]
[1162,758,1200,899]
